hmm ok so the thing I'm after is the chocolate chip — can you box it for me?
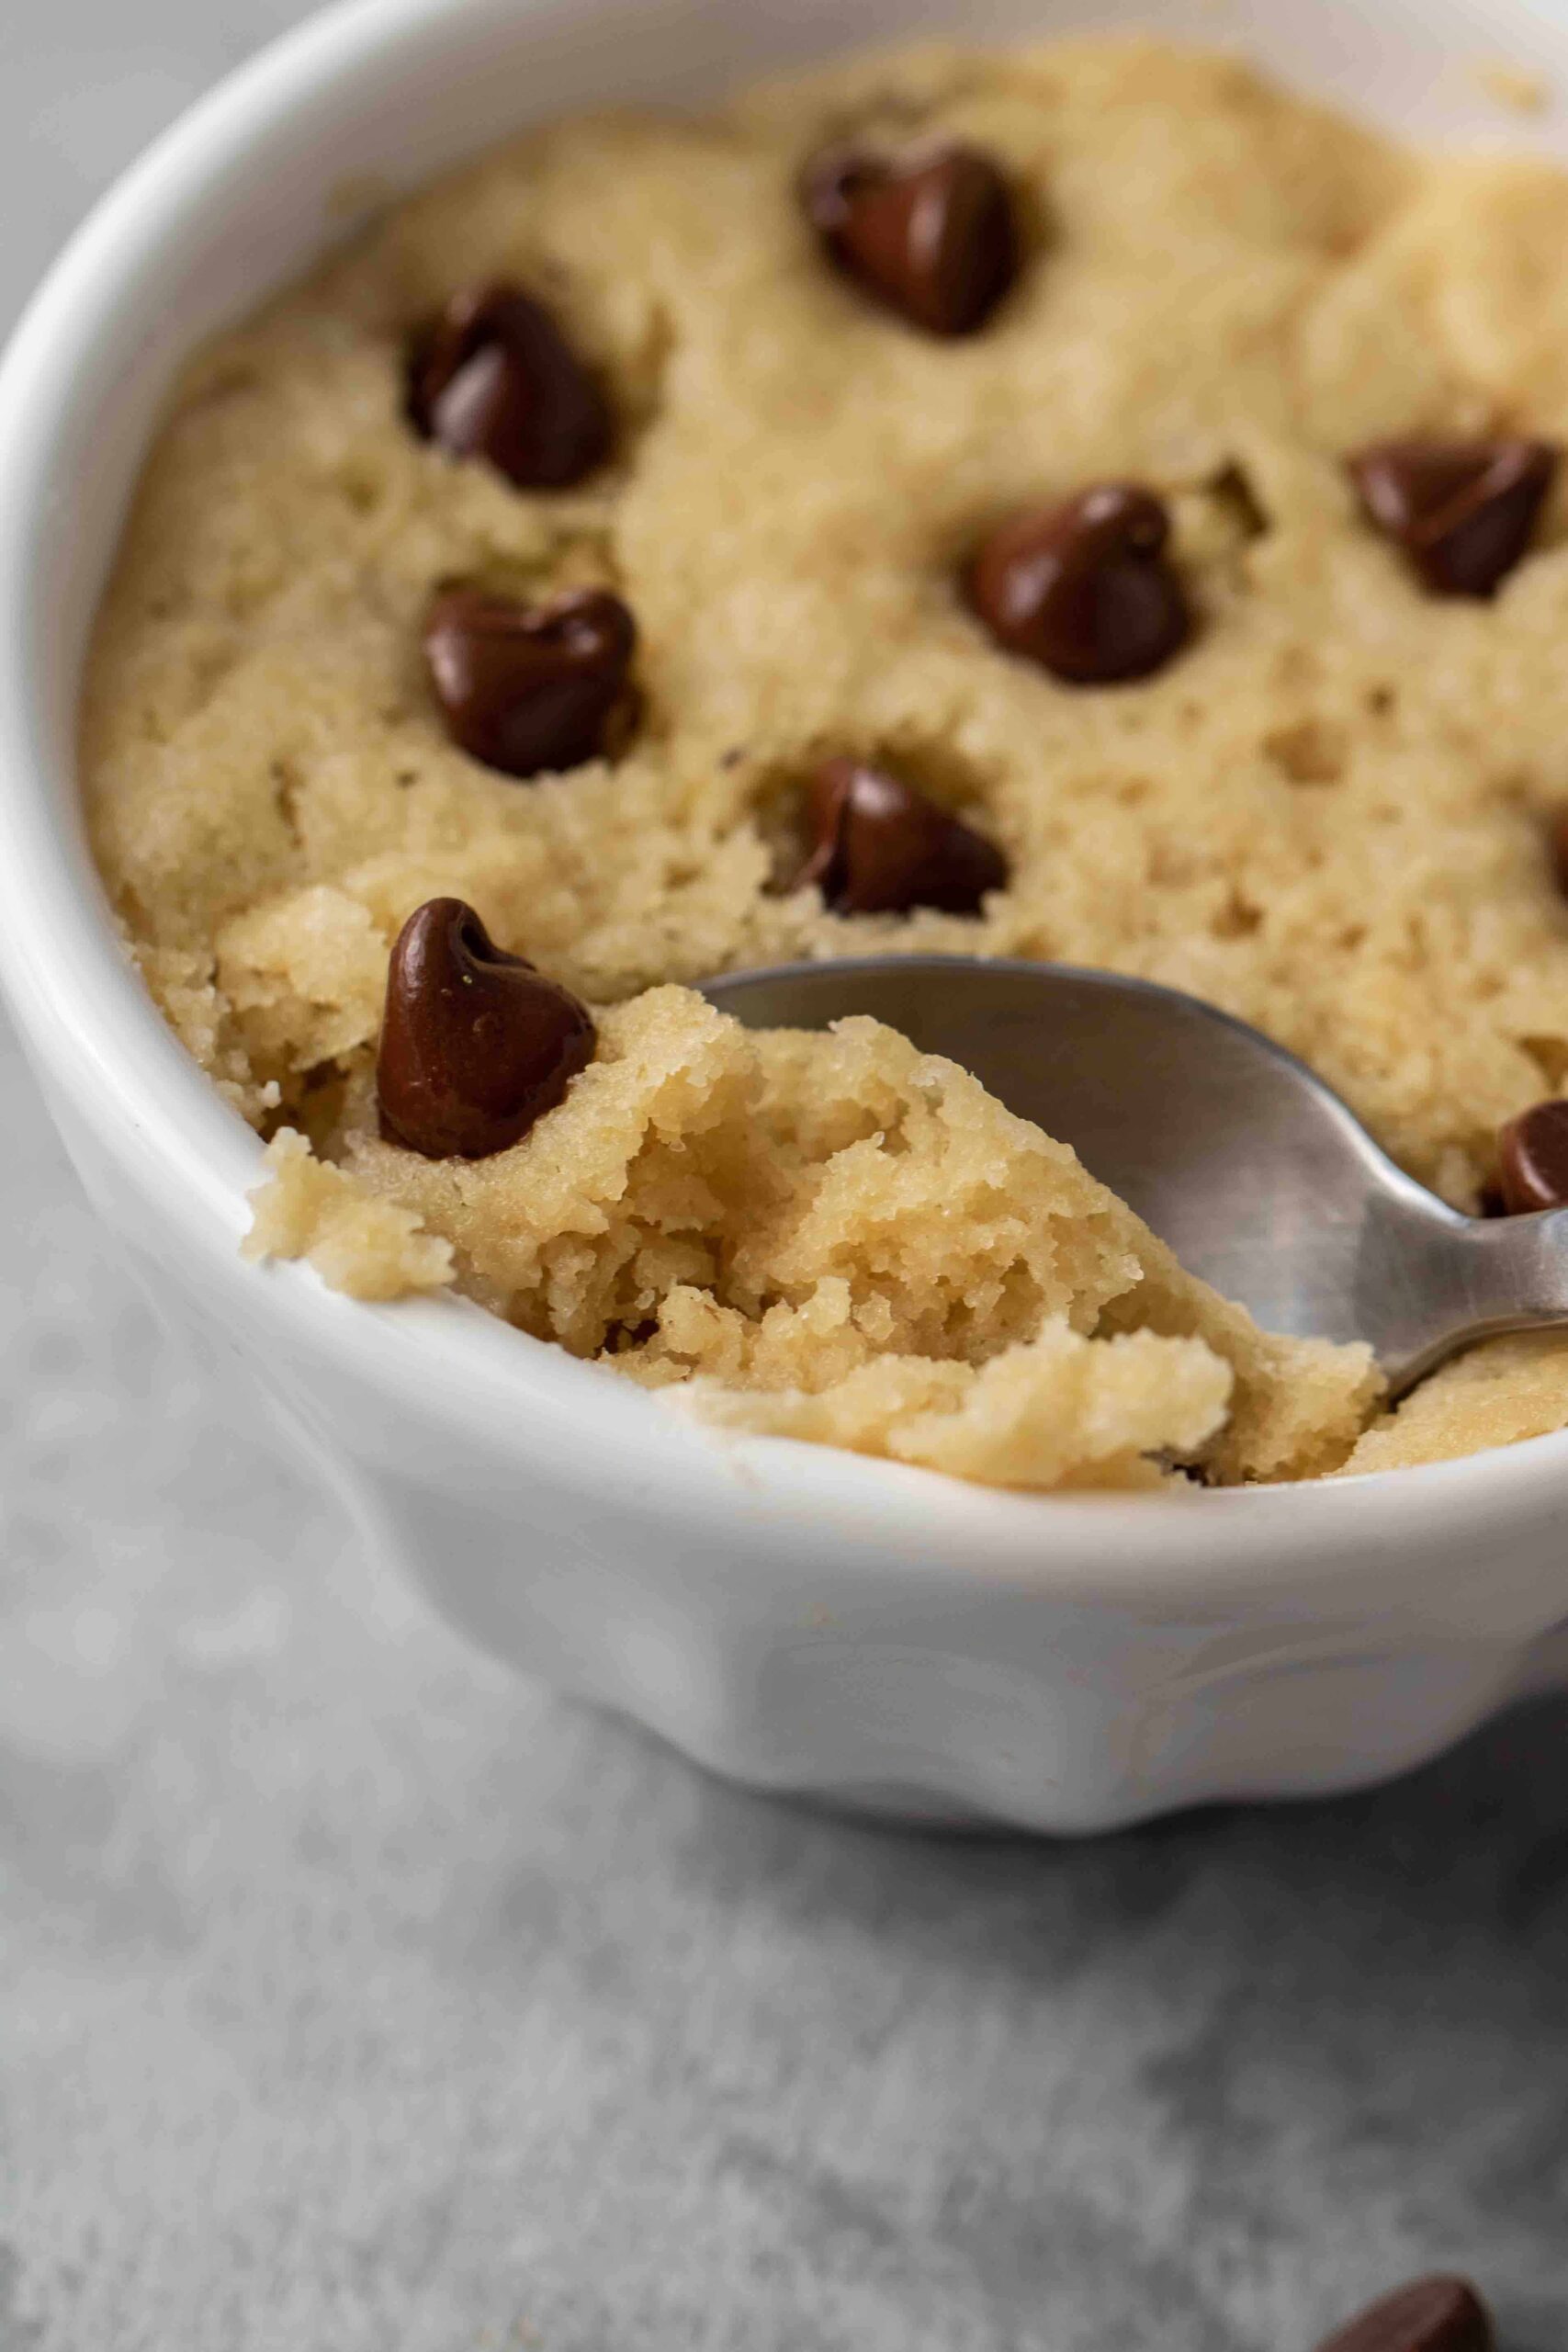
[407,282,611,489]
[967,485,1190,684]
[423,585,637,779]
[377,898,595,1159]
[1311,2275,1494,2352]
[1496,1097,1568,1213]
[800,141,1018,336]
[1348,437,1556,597]
[795,756,1008,915]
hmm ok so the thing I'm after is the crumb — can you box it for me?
[1473,60,1551,115]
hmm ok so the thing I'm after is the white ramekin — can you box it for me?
[4,0,1568,1831]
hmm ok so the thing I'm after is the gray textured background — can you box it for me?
[2,6,1568,2347]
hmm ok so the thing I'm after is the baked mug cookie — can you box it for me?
[83,37,1568,1490]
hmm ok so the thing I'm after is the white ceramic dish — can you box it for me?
[4,0,1568,1831]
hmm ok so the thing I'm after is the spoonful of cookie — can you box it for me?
[701,955,1568,1397]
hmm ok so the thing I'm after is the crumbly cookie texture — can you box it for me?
[1337,1329,1568,1474]
[85,37,1568,1482]
[249,989,1375,1487]
[244,1127,454,1299]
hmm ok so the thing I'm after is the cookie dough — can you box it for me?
[244,988,1376,1486]
[83,38,1568,1487]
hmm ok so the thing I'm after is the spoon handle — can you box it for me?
[1378,1204,1568,1395]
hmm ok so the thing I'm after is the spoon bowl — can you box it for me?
[702,956,1568,1395]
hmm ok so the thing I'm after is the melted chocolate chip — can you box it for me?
[377,898,595,1159]
[1348,437,1556,597]
[423,586,637,779]
[407,282,611,489]
[1496,1097,1568,1213]
[796,757,1008,915]
[800,141,1018,337]
[967,485,1190,684]
[1312,2276,1494,2352]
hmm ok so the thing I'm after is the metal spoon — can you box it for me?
[701,955,1568,1396]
